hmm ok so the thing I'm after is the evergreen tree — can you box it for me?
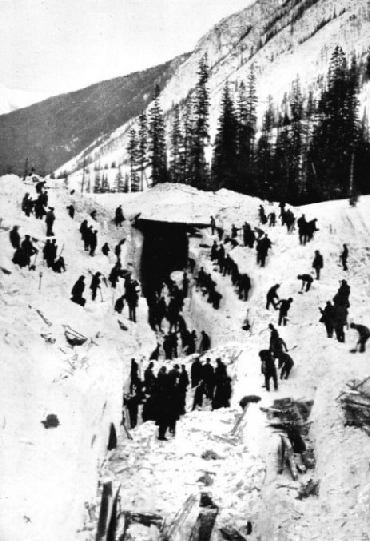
[148,84,167,185]
[212,83,238,190]
[169,104,183,183]
[308,46,360,200]
[190,55,210,189]
[115,167,125,193]
[236,64,258,194]
[94,169,101,193]
[137,112,148,190]
[101,173,110,193]
[181,95,194,184]
[288,75,304,202]
[127,128,140,192]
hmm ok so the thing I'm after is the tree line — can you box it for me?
[109,46,370,204]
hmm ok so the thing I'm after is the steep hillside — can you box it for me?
[58,0,370,183]
[0,54,189,176]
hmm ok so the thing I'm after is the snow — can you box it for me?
[2,177,370,540]
[0,175,155,541]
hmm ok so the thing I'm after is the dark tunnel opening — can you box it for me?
[136,220,189,298]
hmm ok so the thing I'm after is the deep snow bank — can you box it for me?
[0,175,155,541]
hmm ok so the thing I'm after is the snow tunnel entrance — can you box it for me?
[136,220,189,298]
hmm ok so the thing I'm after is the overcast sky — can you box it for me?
[0,0,252,96]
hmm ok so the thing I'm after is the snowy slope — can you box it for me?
[0,176,155,541]
[78,186,370,540]
[2,177,370,540]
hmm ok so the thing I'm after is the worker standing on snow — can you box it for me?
[71,275,86,306]
[115,205,124,228]
[9,226,21,249]
[277,298,293,326]
[319,301,335,338]
[350,323,370,353]
[341,244,349,271]
[45,207,56,236]
[90,272,101,301]
[312,250,324,279]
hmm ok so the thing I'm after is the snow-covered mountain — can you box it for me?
[58,0,370,182]
[0,83,47,115]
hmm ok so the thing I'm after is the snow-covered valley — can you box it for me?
[1,177,370,541]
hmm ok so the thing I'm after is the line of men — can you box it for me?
[210,243,251,301]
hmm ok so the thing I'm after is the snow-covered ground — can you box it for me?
[2,178,370,540]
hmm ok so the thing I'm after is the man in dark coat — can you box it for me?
[266,284,280,310]
[71,276,86,306]
[45,208,56,237]
[191,357,202,388]
[199,330,211,354]
[312,250,323,279]
[256,235,271,267]
[297,214,307,245]
[202,358,214,399]
[89,230,98,256]
[350,323,370,353]
[90,272,101,301]
[20,235,37,267]
[298,274,314,292]
[179,364,189,415]
[259,350,278,391]
[9,226,21,249]
[279,352,294,379]
[115,205,124,227]
[155,366,170,440]
[277,298,293,326]
[341,244,349,271]
[319,301,335,338]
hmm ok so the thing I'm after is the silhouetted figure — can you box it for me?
[341,244,349,271]
[191,357,203,388]
[266,284,280,309]
[45,207,56,236]
[312,250,323,279]
[90,272,101,300]
[319,301,335,338]
[350,323,370,353]
[277,298,293,326]
[9,226,20,249]
[89,230,98,256]
[101,243,110,256]
[298,273,314,292]
[71,276,86,306]
[115,205,124,227]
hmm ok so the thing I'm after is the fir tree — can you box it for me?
[137,112,148,190]
[190,55,210,189]
[181,95,194,184]
[101,173,110,193]
[212,83,238,190]
[148,84,167,185]
[127,128,140,192]
[169,104,183,183]
[115,167,125,193]
[94,169,101,193]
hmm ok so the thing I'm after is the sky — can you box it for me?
[0,0,253,96]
